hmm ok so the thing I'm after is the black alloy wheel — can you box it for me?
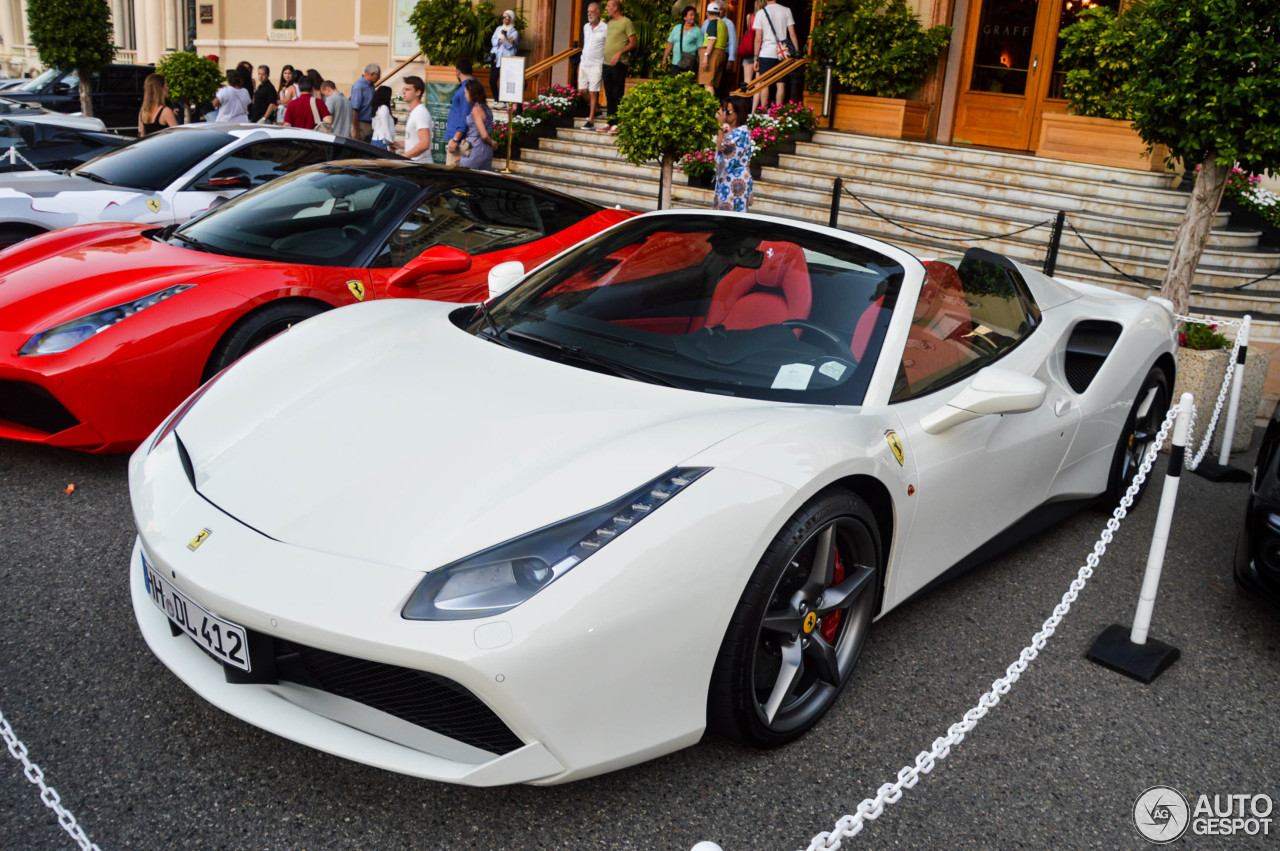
[1104,365,1171,507]
[708,490,881,748]
[202,301,329,382]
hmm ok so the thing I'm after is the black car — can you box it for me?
[1234,403,1280,607]
[0,118,129,173]
[4,64,153,133]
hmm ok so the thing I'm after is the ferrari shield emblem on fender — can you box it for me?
[347,280,366,301]
[187,529,211,551]
[146,198,161,213]
[885,430,905,466]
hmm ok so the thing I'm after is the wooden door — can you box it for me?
[951,0,1060,150]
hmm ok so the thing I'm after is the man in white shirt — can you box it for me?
[752,0,798,108]
[580,2,608,129]
[399,75,434,163]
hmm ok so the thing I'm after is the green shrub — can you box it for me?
[615,73,718,207]
[409,0,526,67]
[26,0,115,117]
[156,51,223,120]
[1057,6,1145,120]
[807,0,950,99]
[1180,322,1228,350]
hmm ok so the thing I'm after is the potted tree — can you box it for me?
[1172,322,1270,457]
[1036,6,1173,174]
[155,51,223,126]
[615,73,718,209]
[804,0,950,140]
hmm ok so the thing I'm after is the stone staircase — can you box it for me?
[504,125,1280,342]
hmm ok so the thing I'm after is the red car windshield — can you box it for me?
[479,215,906,406]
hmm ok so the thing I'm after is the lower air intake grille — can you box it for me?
[279,643,525,755]
[0,381,79,434]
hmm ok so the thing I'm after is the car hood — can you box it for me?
[0,168,138,201]
[176,299,785,572]
[0,223,257,333]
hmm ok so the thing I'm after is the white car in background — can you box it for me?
[0,123,399,248]
[0,95,106,130]
[129,211,1177,786]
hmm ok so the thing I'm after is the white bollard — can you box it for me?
[6,146,14,167]
[691,843,724,851]
[1130,391,1193,645]
[1216,315,1251,466]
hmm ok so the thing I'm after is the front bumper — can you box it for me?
[129,433,794,784]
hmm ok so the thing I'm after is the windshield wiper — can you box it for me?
[168,230,208,252]
[504,329,687,389]
[474,301,502,338]
[73,169,113,185]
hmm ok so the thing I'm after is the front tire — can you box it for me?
[1102,365,1171,507]
[707,490,882,748]
[202,301,328,382]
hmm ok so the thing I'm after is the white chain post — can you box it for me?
[1130,392,1192,645]
[0,709,102,851]
[796,403,1181,851]
[1216,315,1251,467]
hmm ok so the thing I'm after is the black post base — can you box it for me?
[1086,623,1180,684]
[1192,460,1251,483]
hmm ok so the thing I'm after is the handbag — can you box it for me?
[459,139,473,156]
[761,6,797,60]
[309,96,334,134]
[676,51,698,72]
[738,17,755,59]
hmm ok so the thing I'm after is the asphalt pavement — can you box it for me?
[2,436,1277,850]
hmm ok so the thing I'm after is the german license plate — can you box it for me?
[144,560,250,671]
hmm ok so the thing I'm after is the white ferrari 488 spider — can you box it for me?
[129,210,1177,786]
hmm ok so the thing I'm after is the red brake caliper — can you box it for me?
[820,548,845,643]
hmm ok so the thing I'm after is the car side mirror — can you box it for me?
[919,366,1046,435]
[193,167,252,191]
[388,245,473,288]
[51,83,71,95]
[488,260,524,300]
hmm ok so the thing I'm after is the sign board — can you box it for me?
[497,56,525,105]
[199,4,213,24]
[425,81,455,165]
[393,0,419,58]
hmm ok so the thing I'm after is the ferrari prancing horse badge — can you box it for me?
[146,198,161,213]
[885,430,905,466]
[347,280,366,301]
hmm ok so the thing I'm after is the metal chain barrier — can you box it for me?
[1,708,102,851]
[800,400,1184,851]
[1173,313,1245,470]
[839,187,1053,244]
[5,145,41,171]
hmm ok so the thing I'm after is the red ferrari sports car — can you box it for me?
[0,161,633,452]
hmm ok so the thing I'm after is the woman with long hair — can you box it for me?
[370,85,396,151]
[277,65,298,119]
[306,68,324,95]
[138,73,177,136]
[663,6,703,74]
[742,0,767,112]
[460,78,495,170]
[236,60,255,97]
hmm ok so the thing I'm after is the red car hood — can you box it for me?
[0,223,259,334]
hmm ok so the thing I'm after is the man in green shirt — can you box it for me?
[599,0,637,134]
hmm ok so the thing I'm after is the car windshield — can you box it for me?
[478,216,906,405]
[70,129,235,190]
[13,68,62,93]
[174,166,424,267]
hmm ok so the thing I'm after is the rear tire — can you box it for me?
[707,489,881,748]
[202,301,328,382]
[1102,365,1171,508]
[0,225,45,251]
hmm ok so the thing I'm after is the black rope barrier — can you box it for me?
[1232,264,1280,289]
[838,185,1054,244]
[1063,220,1156,288]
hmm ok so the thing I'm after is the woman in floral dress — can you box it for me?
[713,99,753,212]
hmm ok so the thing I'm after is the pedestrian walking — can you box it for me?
[664,7,704,75]
[698,2,730,94]
[370,85,396,151]
[351,63,379,141]
[398,75,433,162]
[489,10,520,101]
[713,98,752,212]
[580,3,607,129]
[282,75,331,130]
[213,68,250,123]
[752,0,798,108]
[138,73,177,136]
[321,81,354,138]
[599,0,637,134]
[740,0,764,110]
[249,65,278,123]
[445,57,476,166]
[461,79,495,171]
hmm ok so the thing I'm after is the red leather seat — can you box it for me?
[705,242,811,331]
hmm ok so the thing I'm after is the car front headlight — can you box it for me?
[403,467,710,621]
[19,283,195,356]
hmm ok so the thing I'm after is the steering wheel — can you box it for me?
[781,320,852,357]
